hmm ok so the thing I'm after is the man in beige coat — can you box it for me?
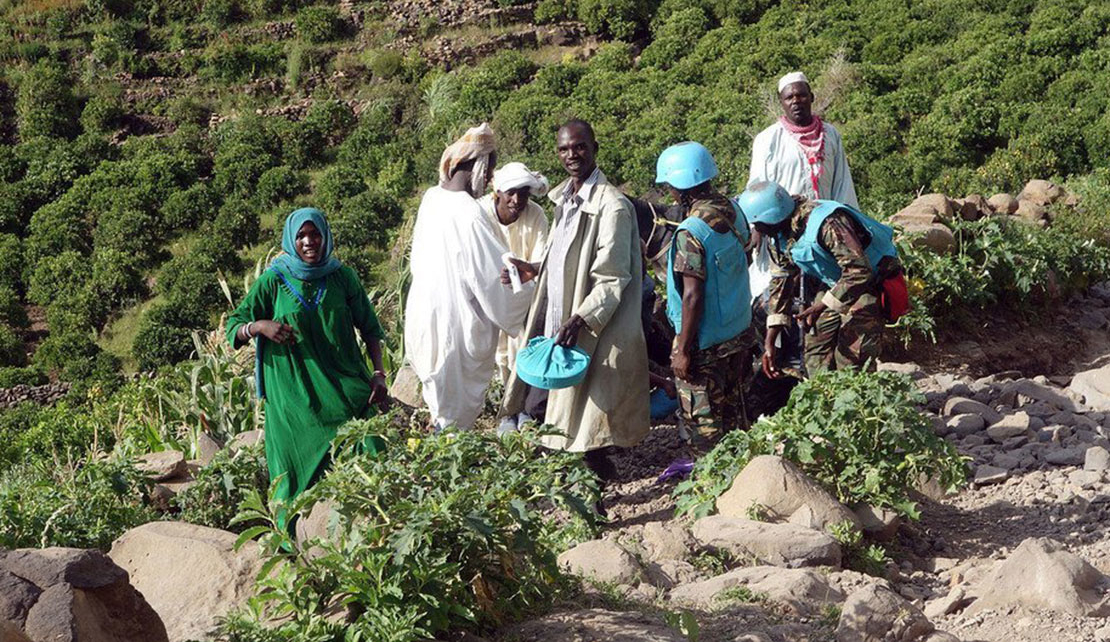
[501,119,649,483]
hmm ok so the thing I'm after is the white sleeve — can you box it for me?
[461,214,534,336]
[749,129,771,187]
[828,129,859,208]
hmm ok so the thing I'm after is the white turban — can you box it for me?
[777,71,810,94]
[492,162,549,195]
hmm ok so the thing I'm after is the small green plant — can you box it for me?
[675,369,967,519]
[745,502,770,522]
[661,609,699,642]
[174,444,268,532]
[827,520,891,577]
[229,416,599,639]
[716,586,767,604]
[689,548,732,576]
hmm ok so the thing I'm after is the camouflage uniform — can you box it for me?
[672,192,755,443]
[765,200,900,374]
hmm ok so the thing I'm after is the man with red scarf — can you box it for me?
[749,71,858,208]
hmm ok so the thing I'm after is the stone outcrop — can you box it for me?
[836,584,935,642]
[0,547,167,642]
[109,522,265,642]
[692,515,842,568]
[669,565,844,615]
[557,539,645,586]
[967,537,1110,617]
[715,455,860,531]
[1070,364,1110,411]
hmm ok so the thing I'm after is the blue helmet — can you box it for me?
[737,181,794,226]
[655,141,718,190]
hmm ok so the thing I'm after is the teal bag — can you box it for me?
[516,336,591,390]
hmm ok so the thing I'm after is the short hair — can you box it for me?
[558,118,596,143]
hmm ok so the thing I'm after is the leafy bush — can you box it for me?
[232,418,598,639]
[201,43,284,83]
[133,303,208,371]
[576,0,660,40]
[0,455,153,549]
[175,444,268,532]
[213,196,262,249]
[202,0,241,27]
[161,182,222,232]
[16,59,80,139]
[256,165,309,206]
[80,94,125,133]
[0,365,47,389]
[0,324,24,367]
[315,163,366,213]
[0,234,23,292]
[295,5,343,43]
[27,250,90,308]
[674,368,967,519]
[640,6,709,69]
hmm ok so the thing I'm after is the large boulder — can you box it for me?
[0,547,167,642]
[1070,364,1110,411]
[889,204,942,227]
[669,566,844,615]
[836,584,935,642]
[987,193,1019,215]
[136,450,187,482]
[109,521,265,642]
[911,194,956,219]
[638,522,695,563]
[1019,179,1065,206]
[899,222,957,255]
[389,363,423,407]
[967,537,1110,616]
[715,455,860,531]
[692,515,842,568]
[942,397,1002,425]
[1003,378,1083,412]
[557,540,645,586]
[1015,200,1047,224]
[954,194,989,221]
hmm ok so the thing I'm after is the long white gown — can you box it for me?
[404,186,535,429]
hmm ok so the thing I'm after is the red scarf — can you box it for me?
[779,116,825,197]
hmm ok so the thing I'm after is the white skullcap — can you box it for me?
[777,71,810,94]
[492,161,549,195]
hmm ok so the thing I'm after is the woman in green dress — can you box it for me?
[226,207,389,510]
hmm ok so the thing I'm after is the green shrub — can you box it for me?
[133,305,202,372]
[34,327,102,377]
[166,97,213,127]
[0,366,47,389]
[0,403,42,468]
[0,234,23,292]
[316,163,367,213]
[202,0,241,27]
[295,5,343,43]
[27,250,90,308]
[674,368,967,519]
[640,6,709,69]
[576,0,660,40]
[175,444,268,532]
[214,141,282,197]
[80,94,125,133]
[0,325,24,367]
[0,455,153,549]
[256,165,308,206]
[201,43,285,83]
[367,49,403,79]
[161,182,222,232]
[16,59,80,139]
[157,252,235,316]
[0,288,28,330]
[90,248,147,311]
[232,418,597,638]
[213,196,262,249]
[91,205,166,266]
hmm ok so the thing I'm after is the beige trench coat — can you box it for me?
[501,170,649,452]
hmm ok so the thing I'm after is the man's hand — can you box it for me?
[369,373,391,412]
[500,257,539,286]
[554,314,587,347]
[255,320,297,344]
[671,345,692,381]
[762,327,781,379]
[796,301,827,331]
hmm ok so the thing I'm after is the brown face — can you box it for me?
[556,123,598,182]
[295,222,324,264]
[495,187,530,225]
[779,82,814,126]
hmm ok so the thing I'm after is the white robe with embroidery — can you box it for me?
[404,186,535,429]
[476,194,550,383]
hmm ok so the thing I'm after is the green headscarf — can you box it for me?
[271,208,342,281]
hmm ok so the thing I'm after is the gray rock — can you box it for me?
[692,516,842,568]
[506,609,685,642]
[924,586,972,618]
[1072,365,1110,412]
[988,193,1019,215]
[943,397,1002,425]
[836,584,935,642]
[229,429,264,452]
[136,450,187,482]
[987,412,1033,442]
[1086,446,1110,471]
[1015,199,1047,222]
[639,522,694,563]
[851,504,900,542]
[1068,470,1102,490]
[992,453,1021,470]
[715,455,860,531]
[1005,378,1085,412]
[1046,447,1086,466]
[1019,179,1065,206]
[196,432,222,467]
[962,434,987,448]
[109,521,266,642]
[974,465,1008,485]
[557,540,645,586]
[968,537,1110,616]
[878,362,925,379]
[670,565,845,615]
[946,414,985,437]
[388,363,423,408]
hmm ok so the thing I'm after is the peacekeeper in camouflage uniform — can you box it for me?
[738,181,901,377]
[657,142,755,446]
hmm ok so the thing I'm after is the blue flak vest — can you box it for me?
[789,200,898,288]
[666,207,752,351]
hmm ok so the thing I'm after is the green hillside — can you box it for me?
[0,0,1107,383]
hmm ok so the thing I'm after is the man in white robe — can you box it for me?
[749,71,858,207]
[404,124,535,430]
[476,162,551,385]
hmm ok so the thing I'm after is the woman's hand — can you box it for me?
[369,372,391,412]
[255,320,297,344]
